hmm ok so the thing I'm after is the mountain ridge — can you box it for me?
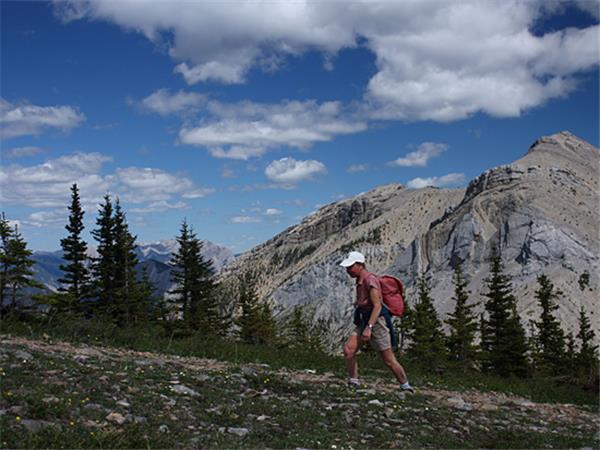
[218,131,599,347]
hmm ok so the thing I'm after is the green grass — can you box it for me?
[2,338,597,450]
[1,316,598,408]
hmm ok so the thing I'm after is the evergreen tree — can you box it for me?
[576,306,598,376]
[112,199,142,325]
[169,219,219,331]
[236,270,276,344]
[564,331,577,369]
[0,213,14,311]
[445,263,478,367]
[407,273,446,367]
[481,250,529,377]
[5,225,40,312]
[58,183,90,310]
[532,274,566,374]
[90,194,116,316]
[284,305,326,351]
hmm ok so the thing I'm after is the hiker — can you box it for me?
[340,251,414,393]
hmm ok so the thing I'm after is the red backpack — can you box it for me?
[378,275,405,317]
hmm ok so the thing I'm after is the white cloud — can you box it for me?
[3,146,46,159]
[137,89,206,116]
[54,1,599,122]
[264,208,282,216]
[114,167,203,203]
[231,215,261,224]
[182,188,216,199]
[407,173,466,189]
[389,142,448,167]
[0,152,112,208]
[347,164,369,174]
[0,153,214,213]
[130,200,187,213]
[180,100,366,159]
[265,157,327,184]
[0,98,85,139]
[26,210,67,228]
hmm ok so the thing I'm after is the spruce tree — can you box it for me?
[169,219,219,331]
[407,273,446,367]
[236,270,276,344]
[91,194,116,316]
[481,250,529,377]
[576,306,598,376]
[112,199,141,325]
[5,225,40,312]
[0,213,14,311]
[58,183,90,309]
[532,274,566,374]
[446,263,478,367]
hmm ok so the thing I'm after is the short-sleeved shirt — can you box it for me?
[355,271,381,310]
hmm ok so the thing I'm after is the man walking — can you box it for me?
[340,251,414,393]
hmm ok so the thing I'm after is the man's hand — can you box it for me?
[361,327,372,342]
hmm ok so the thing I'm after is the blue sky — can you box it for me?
[1,0,598,253]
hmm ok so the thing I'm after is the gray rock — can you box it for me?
[228,427,250,437]
[170,384,200,397]
[14,350,33,360]
[20,419,59,432]
[158,424,169,433]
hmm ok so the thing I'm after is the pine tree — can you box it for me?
[236,270,276,344]
[90,194,115,316]
[576,306,598,376]
[407,273,446,367]
[58,183,90,311]
[112,198,141,325]
[481,250,529,377]
[0,213,14,312]
[532,274,566,374]
[5,225,40,312]
[169,219,219,331]
[445,263,478,367]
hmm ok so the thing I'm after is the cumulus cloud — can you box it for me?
[407,173,466,189]
[231,215,261,224]
[389,142,448,167]
[0,152,112,208]
[130,200,187,213]
[136,89,206,116]
[180,100,366,159]
[26,210,67,228]
[0,98,85,139]
[265,157,327,184]
[347,164,369,173]
[2,146,46,159]
[53,1,599,123]
[114,167,213,203]
[0,153,214,212]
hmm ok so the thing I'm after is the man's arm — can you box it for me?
[362,287,382,340]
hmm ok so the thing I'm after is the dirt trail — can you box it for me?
[2,335,598,428]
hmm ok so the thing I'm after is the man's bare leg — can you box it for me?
[343,334,360,380]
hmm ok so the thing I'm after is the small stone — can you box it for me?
[228,427,250,437]
[14,350,33,361]
[42,396,60,403]
[383,407,394,418]
[368,399,384,406]
[20,419,58,432]
[84,403,106,412]
[133,416,147,424]
[105,412,127,425]
[171,384,199,397]
[256,415,269,421]
[158,424,169,433]
[116,399,130,408]
[304,369,316,374]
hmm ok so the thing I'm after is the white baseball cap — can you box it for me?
[340,251,365,267]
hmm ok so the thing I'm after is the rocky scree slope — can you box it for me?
[219,131,599,348]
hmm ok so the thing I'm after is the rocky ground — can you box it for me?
[1,335,598,449]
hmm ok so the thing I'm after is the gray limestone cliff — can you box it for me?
[219,131,599,349]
